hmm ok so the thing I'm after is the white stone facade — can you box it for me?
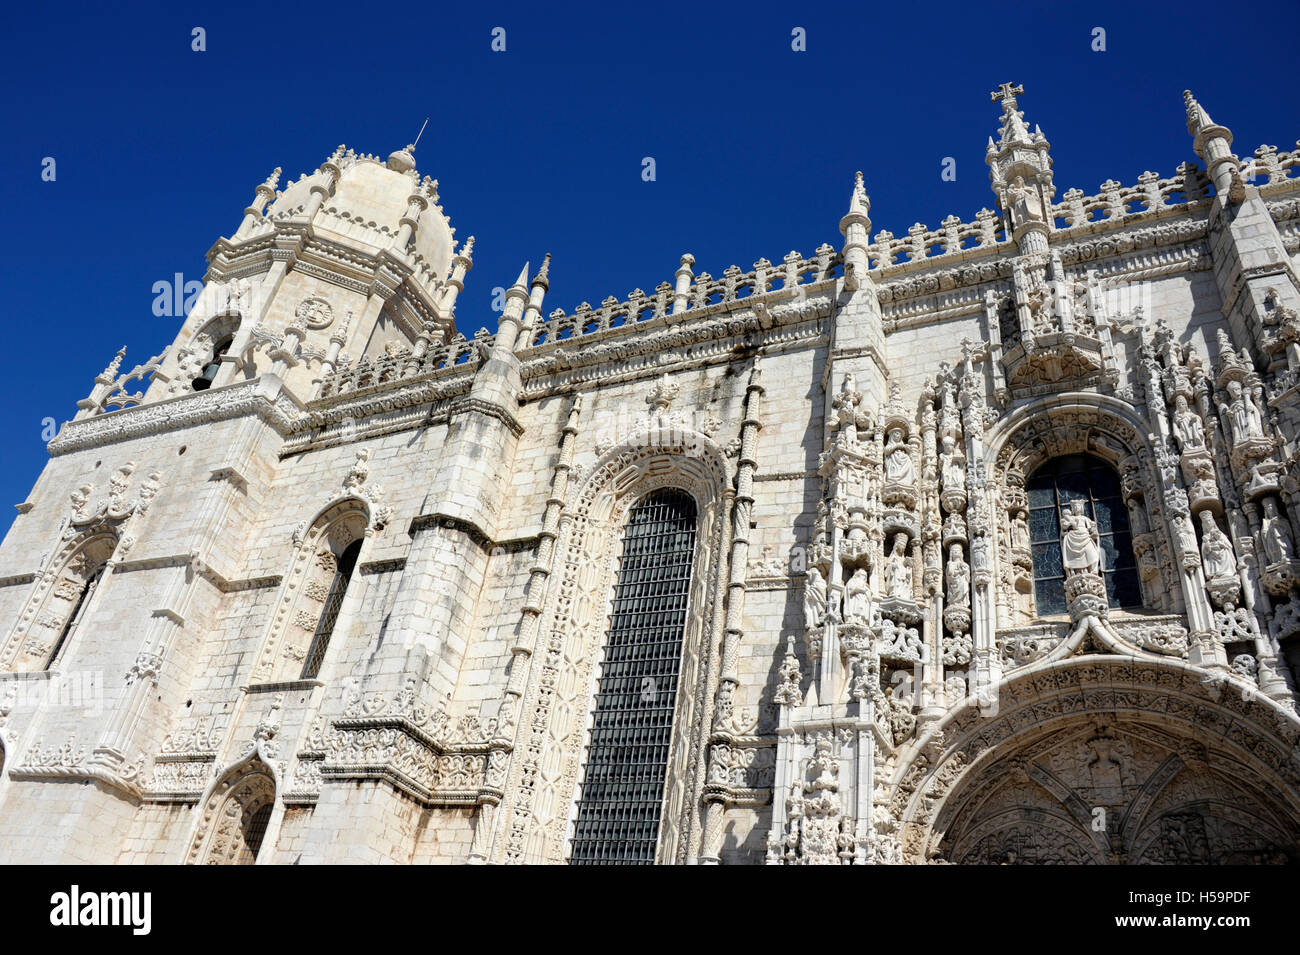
[2,86,1300,864]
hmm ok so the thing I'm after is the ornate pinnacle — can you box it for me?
[331,310,352,345]
[1183,90,1210,135]
[534,252,552,286]
[98,346,127,382]
[458,235,476,262]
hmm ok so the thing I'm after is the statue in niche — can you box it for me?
[884,533,912,599]
[1261,497,1295,565]
[884,428,915,484]
[1061,500,1101,577]
[1173,394,1205,452]
[1199,511,1237,581]
[1006,175,1046,227]
[803,567,827,630]
[1218,380,1265,444]
[843,568,870,623]
[1010,509,1030,552]
[1172,511,1199,557]
[945,543,970,607]
[941,448,966,492]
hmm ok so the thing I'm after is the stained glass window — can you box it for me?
[1026,454,1141,615]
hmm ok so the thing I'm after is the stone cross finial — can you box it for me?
[991,82,1024,104]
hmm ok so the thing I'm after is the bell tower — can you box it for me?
[129,143,469,406]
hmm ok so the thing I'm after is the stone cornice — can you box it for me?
[47,377,305,458]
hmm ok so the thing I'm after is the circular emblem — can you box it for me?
[295,297,334,330]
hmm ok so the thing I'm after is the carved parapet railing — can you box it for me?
[867,210,1006,268]
[317,332,485,399]
[1249,141,1300,195]
[521,245,840,351]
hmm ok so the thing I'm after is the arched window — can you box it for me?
[191,760,277,865]
[300,538,361,680]
[1027,454,1141,615]
[45,564,105,670]
[570,488,698,865]
[192,336,232,391]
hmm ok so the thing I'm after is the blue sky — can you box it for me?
[0,0,1296,534]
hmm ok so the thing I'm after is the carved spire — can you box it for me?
[99,346,127,383]
[986,82,1055,212]
[840,171,872,233]
[1183,90,1241,198]
[533,252,551,289]
[840,171,873,290]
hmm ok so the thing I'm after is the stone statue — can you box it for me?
[945,543,970,607]
[1173,394,1205,451]
[1198,511,1236,580]
[941,451,966,492]
[1060,500,1101,576]
[884,533,912,599]
[803,567,827,630]
[1007,175,1045,226]
[843,568,870,622]
[1010,509,1030,552]
[884,428,915,484]
[1172,511,1198,557]
[1219,380,1265,444]
[1261,497,1295,565]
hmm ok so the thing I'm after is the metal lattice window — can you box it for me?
[243,802,274,862]
[1027,454,1141,615]
[301,539,361,680]
[570,488,698,865]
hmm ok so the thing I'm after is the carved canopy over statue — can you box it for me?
[1061,500,1101,576]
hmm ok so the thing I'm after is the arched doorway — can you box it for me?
[896,658,1300,864]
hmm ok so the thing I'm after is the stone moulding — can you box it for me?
[317,715,508,807]
[47,377,304,458]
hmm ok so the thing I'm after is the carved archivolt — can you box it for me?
[889,657,1300,864]
[186,755,277,865]
[494,420,730,864]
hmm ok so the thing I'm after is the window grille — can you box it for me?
[301,539,361,680]
[243,802,274,862]
[1027,454,1141,615]
[570,488,698,865]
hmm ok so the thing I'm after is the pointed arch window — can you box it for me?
[1027,454,1141,615]
[45,563,105,670]
[301,538,361,680]
[192,337,232,391]
[570,488,698,865]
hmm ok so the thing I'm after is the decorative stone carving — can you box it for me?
[295,296,335,330]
